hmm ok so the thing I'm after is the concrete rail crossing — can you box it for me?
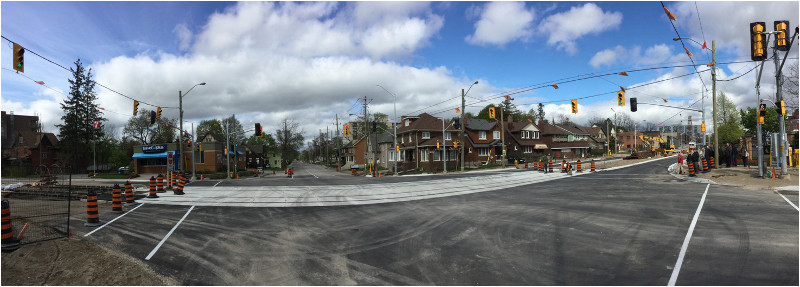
[69,157,798,285]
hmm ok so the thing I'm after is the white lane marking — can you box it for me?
[84,203,145,237]
[312,173,319,178]
[212,181,222,188]
[145,205,195,260]
[776,192,799,211]
[668,183,710,286]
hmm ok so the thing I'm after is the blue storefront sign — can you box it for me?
[142,144,167,153]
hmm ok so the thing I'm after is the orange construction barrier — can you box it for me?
[701,158,709,173]
[147,176,159,198]
[111,184,123,213]
[590,159,596,172]
[124,180,135,204]
[710,156,716,169]
[548,160,553,173]
[576,160,582,172]
[85,189,102,227]
[2,199,20,250]
[688,160,696,177]
[157,174,164,192]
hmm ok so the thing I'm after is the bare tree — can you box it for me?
[782,62,798,110]
[276,118,305,167]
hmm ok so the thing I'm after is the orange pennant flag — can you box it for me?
[527,119,533,123]
[550,84,559,89]
[504,95,512,101]
[684,47,693,57]
[619,86,626,92]
[701,41,708,50]
[663,7,676,21]
[662,98,668,103]
[617,71,629,76]
[706,62,715,67]
[455,107,461,114]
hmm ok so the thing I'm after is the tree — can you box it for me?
[782,62,798,110]
[740,107,780,134]
[711,92,745,145]
[57,59,105,170]
[537,103,546,123]
[221,115,245,145]
[276,118,304,167]
[246,133,278,152]
[196,119,223,139]
[476,104,495,120]
[122,109,176,145]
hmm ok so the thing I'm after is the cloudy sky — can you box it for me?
[2,1,798,144]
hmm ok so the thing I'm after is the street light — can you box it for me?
[461,81,478,172]
[673,37,717,170]
[179,82,205,180]
[377,84,399,176]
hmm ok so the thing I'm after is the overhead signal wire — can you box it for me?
[2,35,176,109]
[661,1,709,96]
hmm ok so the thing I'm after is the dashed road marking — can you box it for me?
[145,205,195,260]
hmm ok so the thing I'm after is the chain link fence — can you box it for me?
[2,165,74,246]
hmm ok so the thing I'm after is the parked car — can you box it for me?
[507,157,526,164]
[117,166,129,174]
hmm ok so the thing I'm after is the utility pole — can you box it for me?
[460,88,466,172]
[336,114,340,169]
[179,90,184,172]
[442,117,447,173]
[500,105,506,167]
[363,95,369,176]
[773,44,787,175]
[711,40,720,171]
[225,117,230,179]
[701,88,707,147]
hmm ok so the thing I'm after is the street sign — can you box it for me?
[167,151,174,171]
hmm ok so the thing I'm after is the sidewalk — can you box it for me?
[670,162,798,192]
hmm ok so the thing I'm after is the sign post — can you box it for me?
[167,151,174,172]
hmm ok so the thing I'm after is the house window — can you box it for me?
[479,131,487,140]
[420,148,428,161]
[444,132,451,140]
[18,136,23,144]
[534,131,540,139]
[493,131,500,139]
[514,145,518,151]
[422,132,430,139]
[399,150,405,161]
[405,119,410,126]
[469,147,472,153]
[389,151,395,161]
[524,146,532,153]
[409,134,412,142]
[448,150,457,160]
[401,135,404,144]
[195,151,205,164]
[478,148,490,156]
[41,152,48,159]
[433,150,441,161]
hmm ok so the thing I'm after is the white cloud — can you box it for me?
[538,3,622,54]
[85,2,467,142]
[173,23,193,51]
[589,44,673,68]
[465,2,535,46]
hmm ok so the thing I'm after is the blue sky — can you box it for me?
[2,1,798,142]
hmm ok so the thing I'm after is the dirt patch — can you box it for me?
[1,238,178,285]
[693,165,798,191]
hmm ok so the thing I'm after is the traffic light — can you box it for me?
[186,140,192,148]
[453,141,459,149]
[255,123,262,137]
[225,148,228,155]
[396,145,400,152]
[198,144,202,152]
[454,118,460,129]
[437,141,440,149]
[775,21,790,51]
[758,103,766,125]
[149,110,156,124]
[372,121,377,132]
[343,124,350,136]
[617,90,625,106]
[12,43,24,73]
[701,123,706,133]
[571,99,578,114]
[777,100,786,116]
[156,107,162,120]
[133,100,139,116]
[750,22,767,61]
[630,97,638,112]
[489,107,496,119]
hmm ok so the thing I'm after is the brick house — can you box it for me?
[396,113,460,172]
[6,130,60,166]
[616,131,661,151]
[2,111,45,163]
[536,121,590,159]
[462,117,503,166]
[502,118,548,161]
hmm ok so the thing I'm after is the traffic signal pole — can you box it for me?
[711,40,719,169]
[774,41,787,175]
[460,88,465,172]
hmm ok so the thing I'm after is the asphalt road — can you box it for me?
[70,158,798,285]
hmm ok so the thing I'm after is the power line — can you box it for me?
[1,35,176,109]
[661,1,708,95]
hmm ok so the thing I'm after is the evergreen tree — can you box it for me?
[57,59,105,170]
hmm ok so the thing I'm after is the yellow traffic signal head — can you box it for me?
[343,124,350,136]
[437,141,440,149]
[775,21,790,51]
[778,100,786,116]
[396,145,400,152]
[571,99,578,114]
[758,103,766,125]
[701,123,706,133]
[12,43,24,73]
[133,100,139,116]
[617,91,625,106]
[750,22,767,61]
[489,107,496,119]
[156,107,162,119]
[453,141,459,148]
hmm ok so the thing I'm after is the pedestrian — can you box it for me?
[692,148,700,174]
[677,152,684,174]
[725,143,732,167]
[732,145,739,167]
[742,147,749,168]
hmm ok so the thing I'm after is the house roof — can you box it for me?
[200,132,225,142]
[555,124,589,135]
[548,141,590,149]
[32,133,58,149]
[242,144,263,154]
[397,113,457,133]
[465,118,497,131]
[537,121,567,135]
